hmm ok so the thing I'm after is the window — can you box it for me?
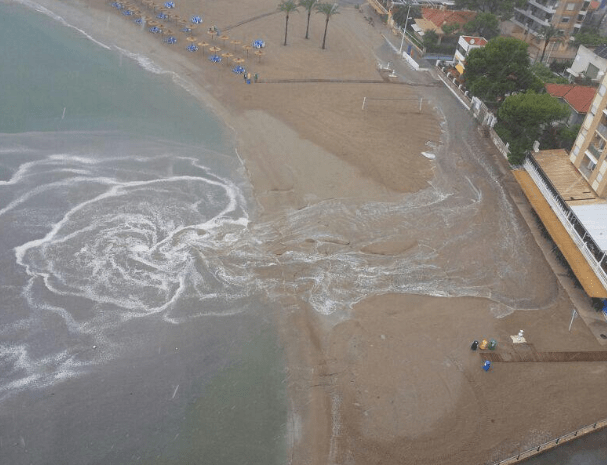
[566,2,576,10]
[600,85,606,96]
[587,63,600,79]
[561,16,570,23]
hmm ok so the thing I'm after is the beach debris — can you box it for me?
[253,39,265,49]
[511,330,527,344]
[471,340,479,351]
[164,1,175,8]
[186,44,199,52]
[482,360,491,371]
[421,152,435,159]
[191,15,203,24]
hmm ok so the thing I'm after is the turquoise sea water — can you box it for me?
[0,2,287,464]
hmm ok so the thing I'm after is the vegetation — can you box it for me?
[462,12,500,39]
[539,124,580,152]
[454,0,526,19]
[316,3,339,50]
[573,27,607,47]
[537,25,564,63]
[299,0,317,40]
[549,60,573,75]
[391,4,421,29]
[464,37,543,106]
[494,91,569,164]
[531,63,569,84]
[278,0,299,46]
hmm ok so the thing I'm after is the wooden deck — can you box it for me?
[533,149,599,206]
[513,169,607,298]
[481,350,607,363]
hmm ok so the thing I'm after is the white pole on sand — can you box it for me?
[568,308,578,332]
[362,96,367,110]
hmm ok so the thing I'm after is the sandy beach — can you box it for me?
[23,0,607,463]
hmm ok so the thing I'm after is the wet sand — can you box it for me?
[29,0,607,463]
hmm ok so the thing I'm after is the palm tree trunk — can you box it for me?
[284,14,289,45]
[540,40,549,63]
[321,17,329,49]
[305,10,311,39]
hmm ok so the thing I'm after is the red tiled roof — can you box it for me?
[545,83,597,113]
[590,1,600,11]
[422,7,476,28]
[461,35,487,46]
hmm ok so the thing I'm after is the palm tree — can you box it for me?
[278,0,299,46]
[316,2,339,50]
[538,25,564,63]
[299,0,317,39]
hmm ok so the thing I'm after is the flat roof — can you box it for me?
[513,169,607,298]
[571,203,607,252]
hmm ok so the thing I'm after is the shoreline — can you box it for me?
[11,1,607,464]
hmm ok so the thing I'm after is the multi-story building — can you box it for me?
[570,76,607,195]
[510,0,592,62]
[513,0,591,37]
[511,71,607,304]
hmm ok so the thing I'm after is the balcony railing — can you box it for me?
[529,0,557,13]
[588,144,603,158]
[524,155,607,291]
[597,124,607,140]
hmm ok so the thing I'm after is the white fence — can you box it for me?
[524,157,607,290]
[492,418,607,464]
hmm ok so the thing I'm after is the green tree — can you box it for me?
[278,0,299,46]
[422,29,439,50]
[442,23,461,36]
[463,12,500,39]
[573,27,607,47]
[454,0,526,18]
[494,90,569,163]
[464,37,543,106]
[391,4,421,29]
[316,3,339,50]
[537,25,564,63]
[299,0,317,39]
[530,62,568,84]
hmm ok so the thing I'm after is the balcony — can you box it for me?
[587,144,603,159]
[597,123,607,140]
[529,0,557,13]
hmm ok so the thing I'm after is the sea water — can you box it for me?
[0,2,286,464]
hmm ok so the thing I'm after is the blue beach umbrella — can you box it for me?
[186,44,199,52]
[164,1,175,8]
[111,2,124,9]
[149,26,161,34]
[252,39,265,49]
[209,54,221,63]
[157,12,168,19]
[164,36,177,44]
[232,65,245,74]
[134,17,143,24]
[191,15,203,24]
[122,9,133,16]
